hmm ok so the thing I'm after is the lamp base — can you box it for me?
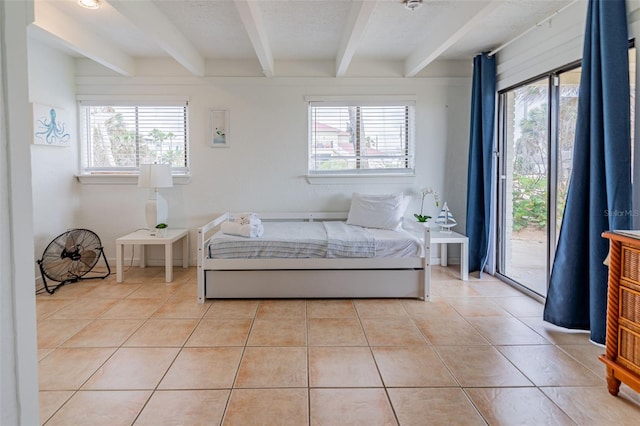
[145,191,168,233]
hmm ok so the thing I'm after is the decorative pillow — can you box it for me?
[346,192,409,230]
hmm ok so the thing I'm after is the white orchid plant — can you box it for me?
[414,187,440,223]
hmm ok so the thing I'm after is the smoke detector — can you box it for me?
[404,0,423,11]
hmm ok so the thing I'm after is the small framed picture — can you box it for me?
[32,103,72,146]
[210,108,229,147]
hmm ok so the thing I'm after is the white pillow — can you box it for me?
[346,192,409,230]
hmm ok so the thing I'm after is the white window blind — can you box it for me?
[309,101,414,175]
[79,102,189,174]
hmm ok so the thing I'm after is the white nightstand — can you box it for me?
[430,229,469,281]
[116,228,189,283]
[407,222,469,281]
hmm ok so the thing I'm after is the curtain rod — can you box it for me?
[488,0,579,57]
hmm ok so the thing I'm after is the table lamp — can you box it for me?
[138,164,173,232]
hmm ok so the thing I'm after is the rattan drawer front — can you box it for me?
[619,325,640,375]
[623,245,640,285]
[620,286,640,328]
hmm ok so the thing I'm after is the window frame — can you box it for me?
[77,98,190,177]
[306,96,416,177]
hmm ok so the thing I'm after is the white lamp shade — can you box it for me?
[138,164,173,188]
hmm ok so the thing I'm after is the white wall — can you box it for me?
[497,1,640,90]
[1,0,40,424]
[496,1,587,91]
[28,38,81,285]
[75,60,472,265]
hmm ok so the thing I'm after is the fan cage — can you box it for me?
[37,228,111,294]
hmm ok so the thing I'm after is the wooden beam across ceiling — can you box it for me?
[108,0,205,76]
[404,0,502,77]
[335,1,377,77]
[31,1,135,76]
[233,0,274,77]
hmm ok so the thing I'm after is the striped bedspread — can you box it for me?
[207,221,327,259]
[323,221,374,258]
[207,220,417,260]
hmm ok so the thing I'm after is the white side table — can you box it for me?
[116,228,189,283]
[430,229,469,281]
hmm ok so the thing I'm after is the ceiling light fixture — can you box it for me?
[77,0,100,10]
[404,0,422,11]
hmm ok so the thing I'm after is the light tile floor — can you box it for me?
[37,265,640,425]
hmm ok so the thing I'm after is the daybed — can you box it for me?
[197,211,431,302]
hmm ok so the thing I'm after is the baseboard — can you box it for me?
[432,256,461,266]
[106,257,194,269]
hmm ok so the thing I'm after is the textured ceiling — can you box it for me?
[440,0,571,59]
[356,1,448,60]
[34,0,578,76]
[153,0,256,59]
[261,1,353,59]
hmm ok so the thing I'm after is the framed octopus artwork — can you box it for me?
[32,103,71,146]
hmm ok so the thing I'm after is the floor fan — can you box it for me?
[37,229,110,294]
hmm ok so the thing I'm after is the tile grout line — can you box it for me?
[357,299,401,425]
[219,301,259,425]
[40,288,157,424]
[128,298,214,425]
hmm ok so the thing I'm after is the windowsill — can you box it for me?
[76,174,192,185]
[305,174,415,185]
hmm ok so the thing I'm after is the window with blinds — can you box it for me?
[79,102,189,174]
[308,102,415,175]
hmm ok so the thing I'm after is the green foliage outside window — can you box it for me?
[512,174,568,231]
[84,105,187,171]
[512,175,547,231]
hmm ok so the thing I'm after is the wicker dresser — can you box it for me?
[601,231,640,396]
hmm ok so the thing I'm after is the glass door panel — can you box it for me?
[556,68,581,246]
[499,78,549,296]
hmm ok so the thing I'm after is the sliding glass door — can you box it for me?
[498,46,635,298]
[498,67,582,297]
[498,77,551,297]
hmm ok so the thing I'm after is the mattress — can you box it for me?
[207,221,423,259]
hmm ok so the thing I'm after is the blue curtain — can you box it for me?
[544,0,631,344]
[466,53,496,273]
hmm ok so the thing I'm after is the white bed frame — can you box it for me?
[197,212,431,303]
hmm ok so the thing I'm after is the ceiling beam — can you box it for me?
[404,0,502,77]
[31,1,135,76]
[335,1,377,77]
[108,0,205,76]
[233,0,274,77]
